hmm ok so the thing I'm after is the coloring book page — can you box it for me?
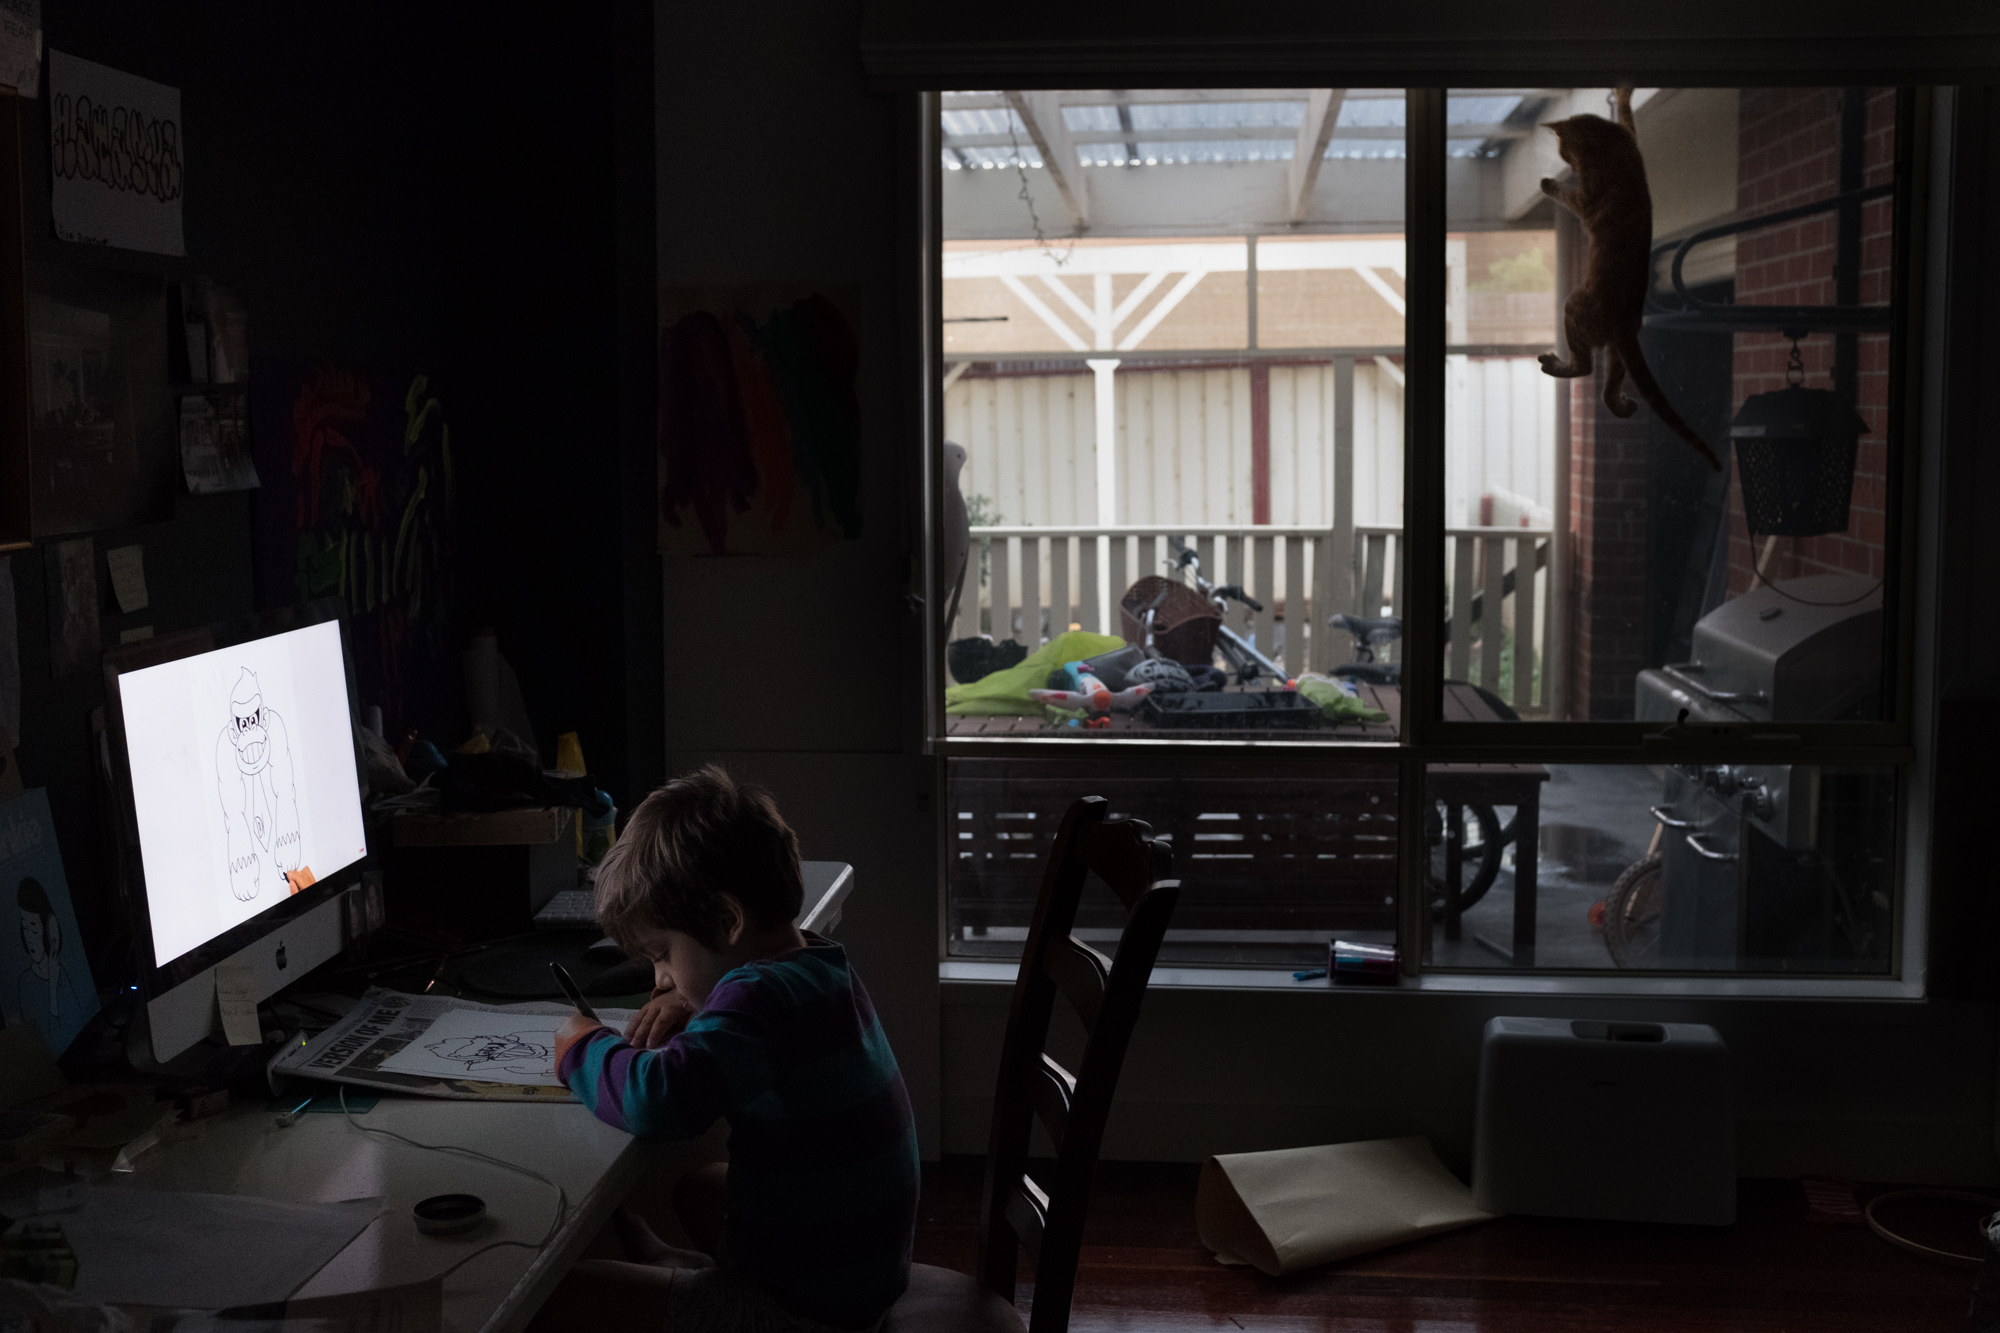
[374,1007,566,1087]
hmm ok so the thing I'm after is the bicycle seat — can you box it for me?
[1329,614,1404,645]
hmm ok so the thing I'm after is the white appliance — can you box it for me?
[1473,1015,1734,1225]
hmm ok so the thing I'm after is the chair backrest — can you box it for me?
[977,796,1179,1333]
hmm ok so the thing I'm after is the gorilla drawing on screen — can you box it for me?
[216,669,302,901]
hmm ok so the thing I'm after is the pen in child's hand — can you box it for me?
[550,961,600,1021]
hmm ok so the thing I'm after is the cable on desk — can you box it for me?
[1863,1188,2000,1269]
[337,1086,571,1279]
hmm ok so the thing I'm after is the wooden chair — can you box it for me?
[885,796,1180,1333]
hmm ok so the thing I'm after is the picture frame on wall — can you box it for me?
[25,260,174,537]
[0,89,31,553]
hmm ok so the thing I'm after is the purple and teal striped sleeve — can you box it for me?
[557,995,772,1139]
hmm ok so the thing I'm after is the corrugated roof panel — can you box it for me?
[946,144,1041,169]
[1062,104,1122,133]
[1338,98,1407,129]
[1128,100,1305,131]
[942,107,1027,138]
[1448,95,1524,125]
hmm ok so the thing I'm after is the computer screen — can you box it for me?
[114,618,369,969]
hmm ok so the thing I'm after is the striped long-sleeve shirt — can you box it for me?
[558,937,919,1329]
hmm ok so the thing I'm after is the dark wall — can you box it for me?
[8,4,658,989]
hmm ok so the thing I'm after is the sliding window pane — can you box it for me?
[1423,762,1894,974]
[939,90,1407,742]
[948,759,1398,968]
[1438,87,1900,724]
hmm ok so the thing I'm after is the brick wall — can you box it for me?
[1567,371,1655,719]
[1725,87,1896,590]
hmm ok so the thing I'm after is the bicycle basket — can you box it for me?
[1119,575,1221,666]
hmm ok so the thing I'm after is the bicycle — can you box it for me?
[1320,611,1524,925]
[1146,536,1289,685]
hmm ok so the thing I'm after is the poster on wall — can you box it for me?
[179,390,256,493]
[0,789,99,1055]
[27,265,175,535]
[251,361,455,740]
[47,50,184,255]
[657,285,863,557]
[0,0,41,99]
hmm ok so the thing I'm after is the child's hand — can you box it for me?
[554,1011,604,1071]
[624,987,698,1049]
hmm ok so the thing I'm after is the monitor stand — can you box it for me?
[144,893,346,1064]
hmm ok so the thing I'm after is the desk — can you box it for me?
[114,860,859,1330]
[120,1097,682,1333]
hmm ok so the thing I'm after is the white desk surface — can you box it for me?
[107,861,855,1332]
[117,1095,674,1333]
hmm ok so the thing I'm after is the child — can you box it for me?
[540,766,919,1333]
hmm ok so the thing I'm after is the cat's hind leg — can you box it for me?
[1539,308,1595,378]
[1602,345,1637,417]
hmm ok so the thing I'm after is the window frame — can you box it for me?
[918,84,1944,994]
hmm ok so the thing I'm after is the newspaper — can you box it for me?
[268,987,637,1103]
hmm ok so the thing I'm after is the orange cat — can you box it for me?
[1538,88,1721,470]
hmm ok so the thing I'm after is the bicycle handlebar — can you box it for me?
[1214,584,1264,612]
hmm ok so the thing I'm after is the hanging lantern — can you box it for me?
[1729,335,1869,538]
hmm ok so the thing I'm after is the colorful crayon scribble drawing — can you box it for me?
[216,669,301,902]
[425,1030,557,1077]
[657,287,862,556]
[258,363,454,739]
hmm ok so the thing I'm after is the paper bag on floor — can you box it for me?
[1196,1136,1492,1275]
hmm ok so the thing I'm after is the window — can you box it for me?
[939,90,1408,745]
[932,86,1920,981]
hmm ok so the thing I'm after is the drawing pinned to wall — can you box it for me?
[0,1,42,100]
[179,391,256,494]
[374,1007,564,1087]
[253,362,454,740]
[0,789,99,1055]
[43,536,96,679]
[47,51,183,255]
[0,556,18,749]
[657,286,863,556]
[28,266,174,536]
[216,668,301,903]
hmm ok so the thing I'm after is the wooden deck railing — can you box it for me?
[955,523,1556,716]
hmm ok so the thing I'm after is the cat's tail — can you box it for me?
[1615,332,1723,471]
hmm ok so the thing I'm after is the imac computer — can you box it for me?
[103,601,371,1063]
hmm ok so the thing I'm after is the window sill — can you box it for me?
[938,959,1924,1000]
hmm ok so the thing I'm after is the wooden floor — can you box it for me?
[914,1158,1981,1331]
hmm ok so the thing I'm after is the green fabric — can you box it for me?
[1297,674,1391,724]
[944,631,1125,715]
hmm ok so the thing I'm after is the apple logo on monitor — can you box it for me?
[276,941,288,971]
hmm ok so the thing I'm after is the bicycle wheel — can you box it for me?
[1427,801,1505,921]
[1603,853,1666,968]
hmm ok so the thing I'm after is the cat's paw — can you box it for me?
[1607,395,1638,418]
[1538,352,1561,370]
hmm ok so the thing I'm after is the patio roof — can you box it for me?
[942,87,1651,239]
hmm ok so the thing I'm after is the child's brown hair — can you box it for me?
[593,765,804,952]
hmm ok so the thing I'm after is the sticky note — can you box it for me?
[106,545,148,614]
[213,961,261,1047]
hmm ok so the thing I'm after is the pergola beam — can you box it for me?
[1287,89,1347,223]
[1004,90,1089,231]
